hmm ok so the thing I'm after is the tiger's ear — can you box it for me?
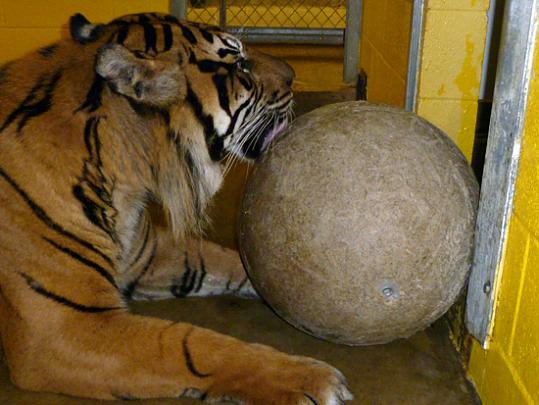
[70,13,105,44]
[96,44,187,107]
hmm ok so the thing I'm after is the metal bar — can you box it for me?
[479,0,498,100]
[220,0,227,30]
[405,0,426,112]
[343,0,362,85]
[227,27,344,45]
[170,0,187,20]
[465,0,539,346]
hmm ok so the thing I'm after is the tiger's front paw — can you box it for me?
[213,344,353,405]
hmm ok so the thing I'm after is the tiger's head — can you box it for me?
[74,12,295,162]
[0,12,295,240]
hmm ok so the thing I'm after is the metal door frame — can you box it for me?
[405,0,425,112]
[466,0,539,346]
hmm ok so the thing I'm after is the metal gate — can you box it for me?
[171,0,361,83]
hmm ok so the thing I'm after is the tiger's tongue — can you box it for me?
[262,121,288,152]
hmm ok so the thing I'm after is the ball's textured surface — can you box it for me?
[239,102,479,345]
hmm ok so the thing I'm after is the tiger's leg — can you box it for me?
[0,266,351,404]
[121,215,257,300]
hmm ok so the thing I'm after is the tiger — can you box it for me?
[0,11,352,405]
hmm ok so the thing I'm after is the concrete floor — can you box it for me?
[0,296,478,404]
[0,92,479,404]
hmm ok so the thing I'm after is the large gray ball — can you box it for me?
[239,102,479,345]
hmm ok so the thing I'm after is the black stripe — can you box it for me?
[123,240,157,299]
[171,258,198,298]
[83,115,98,152]
[142,23,157,53]
[38,44,58,57]
[226,93,254,135]
[271,91,292,106]
[195,257,207,293]
[129,220,151,268]
[73,117,117,241]
[186,85,224,161]
[180,25,197,44]
[4,76,49,131]
[162,14,180,24]
[17,271,121,313]
[304,394,318,405]
[162,23,173,52]
[212,74,231,117]
[188,52,232,74]
[197,59,230,73]
[72,184,112,236]
[237,75,253,91]
[217,47,240,58]
[116,24,129,45]
[16,69,61,132]
[193,59,231,74]
[138,14,150,24]
[206,133,224,162]
[234,276,248,293]
[199,28,214,43]
[182,329,211,378]
[233,88,263,137]
[0,165,113,266]
[0,69,62,133]
[43,237,117,289]
[75,74,105,113]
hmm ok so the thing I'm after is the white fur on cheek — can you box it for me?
[214,113,231,137]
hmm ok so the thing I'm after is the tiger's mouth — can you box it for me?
[261,118,289,152]
[240,114,290,160]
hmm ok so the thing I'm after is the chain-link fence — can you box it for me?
[171,0,360,83]
[181,0,347,44]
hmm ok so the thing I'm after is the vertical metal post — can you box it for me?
[405,0,426,112]
[220,0,227,30]
[480,0,498,100]
[343,0,362,85]
[170,0,188,20]
[466,0,539,346]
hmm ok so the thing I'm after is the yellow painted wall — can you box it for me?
[356,0,490,162]
[468,24,539,405]
[0,0,169,64]
[416,0,489,161]
[360,0,413,107]
[255,44,346,92]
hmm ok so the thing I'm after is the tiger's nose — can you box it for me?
[247,47,295,87]
[281,60,295,88]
